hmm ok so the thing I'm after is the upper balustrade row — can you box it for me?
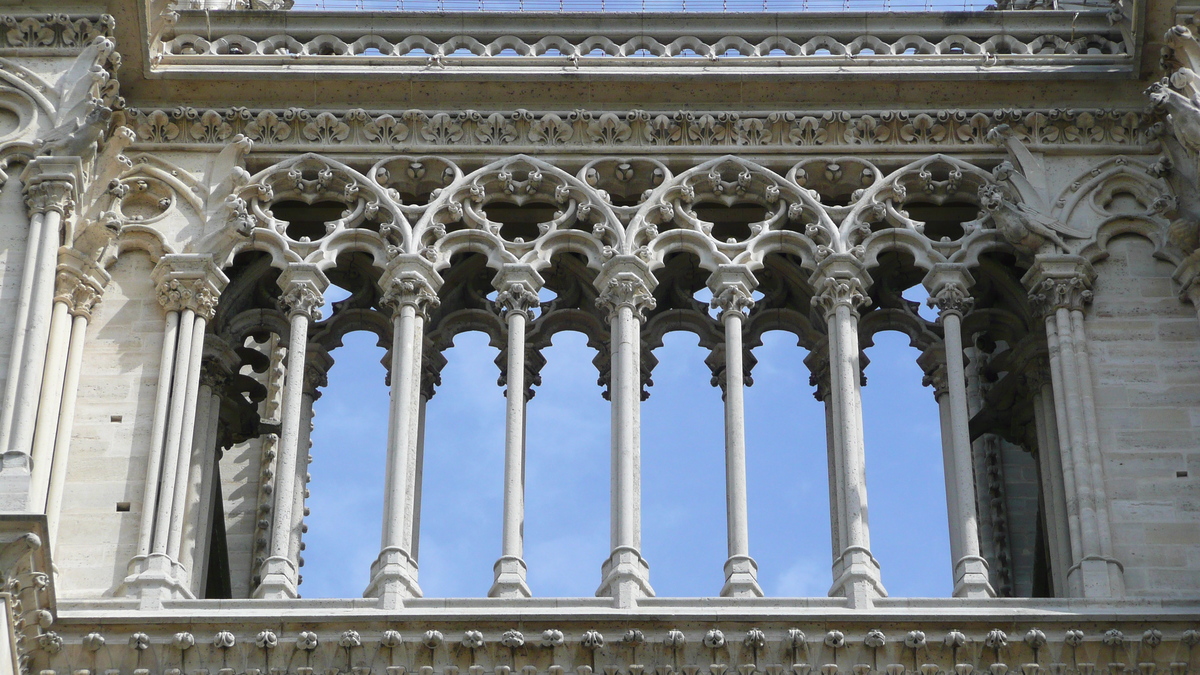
[158,9,1130,74]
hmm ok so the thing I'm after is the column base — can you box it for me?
[1072,555,1125,598]
[253,555,299,600]
[489,555,532,598]
[364,546,422,609]
[721,555,764,598]
[597,546,653,608]
[829,545,886,608]
[117,553,195,609]
[952,555,996,598]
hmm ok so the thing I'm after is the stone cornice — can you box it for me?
[124,106,1154,154]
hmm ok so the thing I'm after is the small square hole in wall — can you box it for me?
[110,415,122,423]
[1177,470,1189,478]
[116,502,131,512]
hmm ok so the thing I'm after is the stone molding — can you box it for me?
[125,107,1152,153]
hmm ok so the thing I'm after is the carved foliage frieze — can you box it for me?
[126,108,1153,152]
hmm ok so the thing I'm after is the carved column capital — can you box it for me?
[595,256,658,323]
[54,271,102,319]
[24,180,76,218]
[381,255,443,322]
[152,254,229,320]
[923,264,976,318]
[1021,255,1095,318]
[21,157,82,218]
[918,348,950,398]
[810,255,872,319]
[493,264,544,320]
[708,264,758,319]
[277,264,329,321]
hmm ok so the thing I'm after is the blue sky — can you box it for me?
[299,285,952,599]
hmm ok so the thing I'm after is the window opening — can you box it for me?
[419,331,505,596]
[744,332,830,596]
[523,331,609,595]
[861,330,952,596]
[641,331,726,596]
[302,281,391,597]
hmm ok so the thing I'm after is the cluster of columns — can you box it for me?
[1022,255,1123,598]
[121,255,228,607]
[0,158,81,511]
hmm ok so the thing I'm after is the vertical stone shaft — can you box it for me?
[812,257,884,608]
[46,291,98,549]
[256,264,325,600]
[136,310,181,558]
[710,266,762,598]
[152,308,198,556]
[8,208,64,467]
[925,266,995,598]
[367,257,440,608]
[490,268,539,599]
[0,212,46,455]
[28,298,72,510]
[595,258,656,607]
[166,314,210,562]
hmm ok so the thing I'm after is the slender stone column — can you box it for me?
[179,338,239,596]
[178,363,222,596]
[804,348,844,581]
[489,265,543,598]
[121,256,226,606]
[0,160,80,507]
[706,265,764,598]
[1023,255,1123,598]
[256,264,327,600]
[287,348,332,585]
[924,265,995,598]
[409,351,443,564]
[810,255,885,608]
[366,255,441,609]
[1025,367,1073,596]
[917,352,964,577]
[29,252,106,512]
[594,255,656,608]
[44,275,103,550]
